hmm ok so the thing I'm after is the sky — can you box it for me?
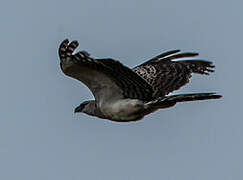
[0,0,242,179]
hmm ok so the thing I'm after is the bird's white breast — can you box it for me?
[100,99,145,121]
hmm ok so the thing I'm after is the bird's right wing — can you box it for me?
[58,39,153,103]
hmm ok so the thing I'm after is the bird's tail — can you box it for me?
[146,93,222,109]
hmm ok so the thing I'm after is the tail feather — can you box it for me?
[164,93,222,102]
[147,93,222,109]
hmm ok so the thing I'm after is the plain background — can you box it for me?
[1,0,242,179]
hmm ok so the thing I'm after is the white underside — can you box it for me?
[100,99,145,121]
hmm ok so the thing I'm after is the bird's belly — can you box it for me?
[100,99,145,121]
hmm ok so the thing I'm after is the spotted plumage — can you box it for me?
[58,39,221,122]
[133,51,214,97]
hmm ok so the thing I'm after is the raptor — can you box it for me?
[59,39,221,122]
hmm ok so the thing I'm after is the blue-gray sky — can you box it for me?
[1,0,242,179]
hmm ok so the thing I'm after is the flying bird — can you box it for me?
[59,39,221,122]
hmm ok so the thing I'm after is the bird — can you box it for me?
[58,39,222,122]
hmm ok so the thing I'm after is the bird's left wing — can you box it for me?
[133,50,215,97]
[59,39,153,102]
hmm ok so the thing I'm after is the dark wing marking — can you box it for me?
[59,39,153,102]
[133,50,215,97]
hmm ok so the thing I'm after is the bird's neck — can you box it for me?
[83,101,107,119]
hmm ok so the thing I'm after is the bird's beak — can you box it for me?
[74,106,81,113]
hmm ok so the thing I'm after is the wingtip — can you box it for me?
[59,39,69,51]
[71,40,79,45]
[59,39,70,59]
[192,52,199,56]
[61,39,69,44]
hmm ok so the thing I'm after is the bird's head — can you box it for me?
[74,100,106,119]
[74,101,91,113]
